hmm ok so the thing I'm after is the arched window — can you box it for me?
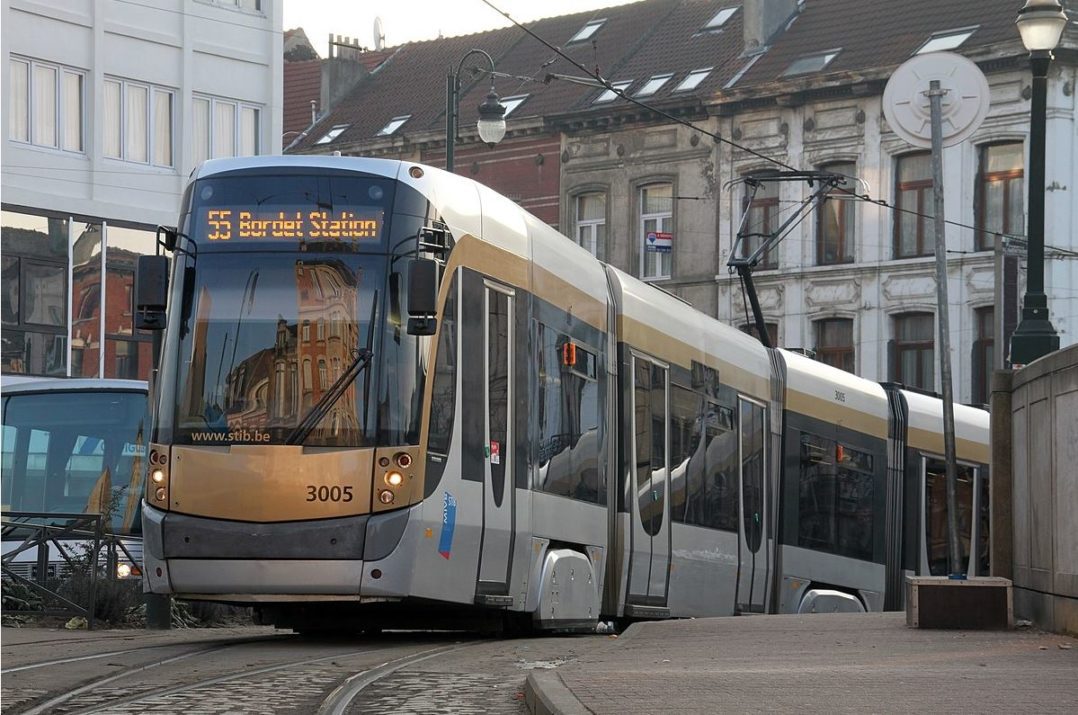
[976,142,1023,251]
[817,163,856,265]
[894,153,934,258]
[574,192,606,259]
[814,318,854,372]
[639,183,673,279]
[741,173,779,269]
[891,312,934,390]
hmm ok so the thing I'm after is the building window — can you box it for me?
[1,211,70,376]
[104,78,174,166]
[782,50,841,77]
[316,124,349,144]
[972,307,994,405]
[815,318,854,373]
[976,143,1024,251]
[702,7,738,31]
[193,95,261,163]
[636,74,673,97]
[9,57,83,152]
[915,27,978,55]
[673,68,712,92]
[104,225,160,381]
[376,115,410,136]
[594,81,632,104]
[568,19,605,44]
[741,174,778,269]
[817,162,856,264]
[500,95,528,117]
[740,322,779,347]
[894,153,934,258]
[574,193,606,259]
[893,313,934,391]
[639,183,672,280]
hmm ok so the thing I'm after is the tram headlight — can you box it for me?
[116,563,132,579]
[379,489,395,505]
[155,486,167,501]
[151,469,166,484]
[394,452,413,469]
[384,471,404,487]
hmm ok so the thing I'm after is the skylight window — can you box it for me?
[568,19,605,44]
[315,124,349,144]
[781,50,841,77]
[703,6,738,31]
[915,27,978,55]
[594,80,632,104]
[376,115,411,136]
[674,68,712,92]
[500,95,528,118]
[636,74,673,97]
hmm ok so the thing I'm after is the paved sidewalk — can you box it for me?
[525,613,1078,714]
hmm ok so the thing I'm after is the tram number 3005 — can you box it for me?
[305,485,354,502]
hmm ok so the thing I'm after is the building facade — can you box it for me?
[2,0,283,379]
[288,0,1077,406]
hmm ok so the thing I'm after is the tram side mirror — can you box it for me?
[406,258,438,336]
[156,225,178,252]
[135,255,169,331]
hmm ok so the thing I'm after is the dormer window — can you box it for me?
[915,27,978,55]
[376,115,410,136]
[594,80,632,104]
[315,124,349,144]
[500,95,528,117]
[568,19,605,44]
[781,50,841,77]
[636,74,673,97]
[703,6,738,31]
[674,68,712,92]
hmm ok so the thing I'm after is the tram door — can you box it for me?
[477,282,515,595]
[736,397,768,613]
[627,354,671,604]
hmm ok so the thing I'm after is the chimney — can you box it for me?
[321,36,368,117]
[742,0,800,55]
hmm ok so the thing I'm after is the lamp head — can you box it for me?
[476,90,507,146]
[1016,0,1068,52]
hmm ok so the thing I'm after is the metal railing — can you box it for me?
[1,511,141,629]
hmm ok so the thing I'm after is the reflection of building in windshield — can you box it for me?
[220,260,361,441]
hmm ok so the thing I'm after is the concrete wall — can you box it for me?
[993,344,1078,636]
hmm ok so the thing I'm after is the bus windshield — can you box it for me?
[1,388,147,535]
[173,252,381,447]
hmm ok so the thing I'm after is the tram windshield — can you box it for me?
[172,252,381,447]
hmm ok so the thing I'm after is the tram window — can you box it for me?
[536,324,600,502]
[740,400,765,553]
[426,274,457,457]
[924,459,975,576]
[978,471,990,576]
[672,383,737,530]
[798,433,875,561]
[633,358,666,536]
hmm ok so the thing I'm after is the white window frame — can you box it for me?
[376,115,411,136]
[568,19,605,44]
[193,94,261,161]
[639,183,673,281]
[594,81,632,104]
[915,27,978,55]
[104,76,174,166]
[574,193,606,259]
[703,7,738,31]
[674,68,712,93]
[316,123,350,144]
[9,56,84,154]
[636,74,673,97]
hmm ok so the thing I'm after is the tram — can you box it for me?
[136,157,989,632]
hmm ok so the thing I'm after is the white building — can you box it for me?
[2,0,282,379]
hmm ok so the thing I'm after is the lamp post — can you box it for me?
[1010,0,1067,366]
[446,49,507,172]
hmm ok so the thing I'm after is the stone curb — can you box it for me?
[524,670,592,715]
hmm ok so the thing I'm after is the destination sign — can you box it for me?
[199,208,384,242]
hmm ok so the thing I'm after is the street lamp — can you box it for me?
[1010,0,1067,366]
[446,49,507,172]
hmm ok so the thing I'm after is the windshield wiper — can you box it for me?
[286,347,374,446]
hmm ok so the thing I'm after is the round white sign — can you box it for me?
[882,52,990,149]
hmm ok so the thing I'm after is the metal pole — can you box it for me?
[927,80,963,579]
[446,69,457,172]
[1009,50,1059,365]
[144,327,171,629]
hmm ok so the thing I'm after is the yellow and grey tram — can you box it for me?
[137,157,989,632]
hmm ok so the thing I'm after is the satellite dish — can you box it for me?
[373,17,385,50]
[883,52,990,149]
